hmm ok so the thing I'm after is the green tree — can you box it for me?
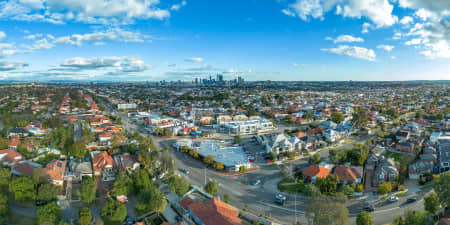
[392,210,429,225]
[352,110,368,128]
[71,140,86,158]
[0,137,8,149]
[434,172,450,208]
[167,176,190,196]
[213,162,224,170]
[338,184,355,196]
[0,167,11,191]
[378,182,392,194]
[424,192,440,214]
[234,135,242,144]
[223,194,230,203]
[317,175,339,194]
[37,183,59,202]
[303,113,313,120]
[203,155,214,165]
[309,153,321,164]
[9,176,36,201]
[269,152,277,161]
[79,207,92,225]
[356,211,373,225]
[306,196,349,225]
[0,194,8,223]
[80,176,97,204]
[112,172,133,197]
[239,165,247,173]
[101,199,127,225]
[331,112,345,124]
[37,202,62,225]
[204,181,218,196]
[133,169,154,191]
[135,186,167,215]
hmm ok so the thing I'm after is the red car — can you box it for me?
[266,160,272,164]
[293,166,301,172]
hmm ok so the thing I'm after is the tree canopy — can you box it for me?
[434,172,450,208]
[37,202,62,225]
[80,176,97,204]
[356,211,373,225]
[204,181,218,196]
[306,196,349,225]
[101,199,127,225]
[9,176,36,201]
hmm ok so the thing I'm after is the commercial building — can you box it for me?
[196,141,250,172]
[217,118,274,135]
[117,103,137,110]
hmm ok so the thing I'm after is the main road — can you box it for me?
[99,100,426,225]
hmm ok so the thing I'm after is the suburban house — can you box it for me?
[178,197,243,225]
[302,164,331,183]
[8,137,20,150]
[0,149,24,166]
[70,162,93,182]
[438,139,450,172]
[395,130,410,142]
[333,165,363,184]
[91,151,115,176]
[11,160,42,176]
[263,133,302,155]
[114,154,140,173]
[42,159,67,186]
[368,154,400,186]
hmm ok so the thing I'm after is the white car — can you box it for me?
[389,196,399,202]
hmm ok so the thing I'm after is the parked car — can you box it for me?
[179,168,190,174]
[35,200,47,206]
[389,196,399,202]
[293,166,301,172]
[175,216,182,222]
[406,197,417,203]
[362,205,375,212]
[275,193,287,205]
[250,179,261,186]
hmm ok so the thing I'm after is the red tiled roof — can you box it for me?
[179,198,242,225]
[92,151,114,173]
[43,159,66,184]
[302,164,331,179]
[0,149,24,164]
[333,165,362,183]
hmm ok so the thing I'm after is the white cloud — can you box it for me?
[292,63,307,67]
[321,45,376,61]
[60,56,151,72]
[397,0,450,58]
[281,9,296,17]
[185,57,203,63]
[391,56,396,59]
[0,0,172,25]
[326,34,364,43]
[377,44,394,51]
[54,28,151,46]
[399,16,413,26]
[0,61,29,71]
[171,1,186,11]
[405,38,422,45]
[392,32,402,40]
[0,31,5,40]
[27,38,54,50]
[362,22,371,33]
[24,33,42,40]
[282,0,397,28]
[0,43,29,58]
[223,68,252,73]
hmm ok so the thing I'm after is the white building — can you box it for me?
[196,141,250,172]
[217,118,274,135]
[117,103,137,110]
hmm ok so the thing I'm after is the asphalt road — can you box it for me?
[98,100,428,225]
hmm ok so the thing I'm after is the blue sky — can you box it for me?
[0,0,448,81]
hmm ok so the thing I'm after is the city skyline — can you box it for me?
[0,0,449,81]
